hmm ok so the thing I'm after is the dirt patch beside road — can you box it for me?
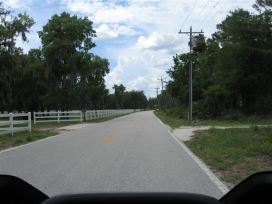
[35,127,71,135]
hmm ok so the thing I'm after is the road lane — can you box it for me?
[0,111,225,198]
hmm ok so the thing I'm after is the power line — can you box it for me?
[201,0,229,30]
[196,1,220,30]
[179,0,199,30]
[191,0,210,26]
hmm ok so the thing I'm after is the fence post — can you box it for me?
[9,113,13,136]
[80,111,83,122]
[28,112,31,132]
[58,111,60,123]
[34,111,36,124]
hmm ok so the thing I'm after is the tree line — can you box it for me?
[160,1,272,119]
[0,3,148,113]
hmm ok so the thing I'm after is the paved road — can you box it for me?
[0,111,225,198]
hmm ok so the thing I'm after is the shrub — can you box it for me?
[165,106,188,119]
[193,100,209,119]
[223,109,243,121]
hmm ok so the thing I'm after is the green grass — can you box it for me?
[154,110,272,188]
[0,130,57,150]
[154,110,272,128]
[184,126,272,186]
[154,111,187,128]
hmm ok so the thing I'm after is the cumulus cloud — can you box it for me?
[105,43,173,98]
[95,24,118,39]
[95,24,139,39]
[62,0,105,14]
[135,32,180,52]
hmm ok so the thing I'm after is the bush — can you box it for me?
[223,109,243,121]
[193,100,209,119]
[165,106,188,119]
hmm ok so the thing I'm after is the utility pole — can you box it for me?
[154,87,160,98]
[157,77,166,91]
[154,87,160,109]
[178,26,203,123]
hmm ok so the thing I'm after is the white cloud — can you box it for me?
[127,76,149,91]
[105,42,173,98]
[95,24,118,39]
[62,0,105,14]
[94,6,134,24]
[135,32,180,52]
[95,24,139,39]
[116,25,139,36]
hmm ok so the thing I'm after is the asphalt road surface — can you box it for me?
[0,111,225,198]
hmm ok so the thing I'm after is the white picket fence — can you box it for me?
[0,112,31,135]
[34,109,138,124]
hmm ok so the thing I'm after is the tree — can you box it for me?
[148,97,157,110]
[212,8,272,115]
[192,34,207,53]
[166,5,272,117]
[37,12,97,111]
[84,55,109,110]
[123,90,147,110]
[157,90,178,111]
[166,53,190,105]
[0,2,35,112]
[112,84,126,109]
[253,0,272,13]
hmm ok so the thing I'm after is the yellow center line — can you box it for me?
[126,122,131,125]
[104,134,116,143]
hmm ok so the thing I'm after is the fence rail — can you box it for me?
[0,112,31,135]
[34,111,82,124]
[34,109,138,124]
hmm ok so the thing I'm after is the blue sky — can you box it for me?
[4,0,257,98]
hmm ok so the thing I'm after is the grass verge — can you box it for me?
[185,126,272,188]
[154,110,272,189]
[154,110,272,128]
[153,111,187,128]
[0,130,57,151]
